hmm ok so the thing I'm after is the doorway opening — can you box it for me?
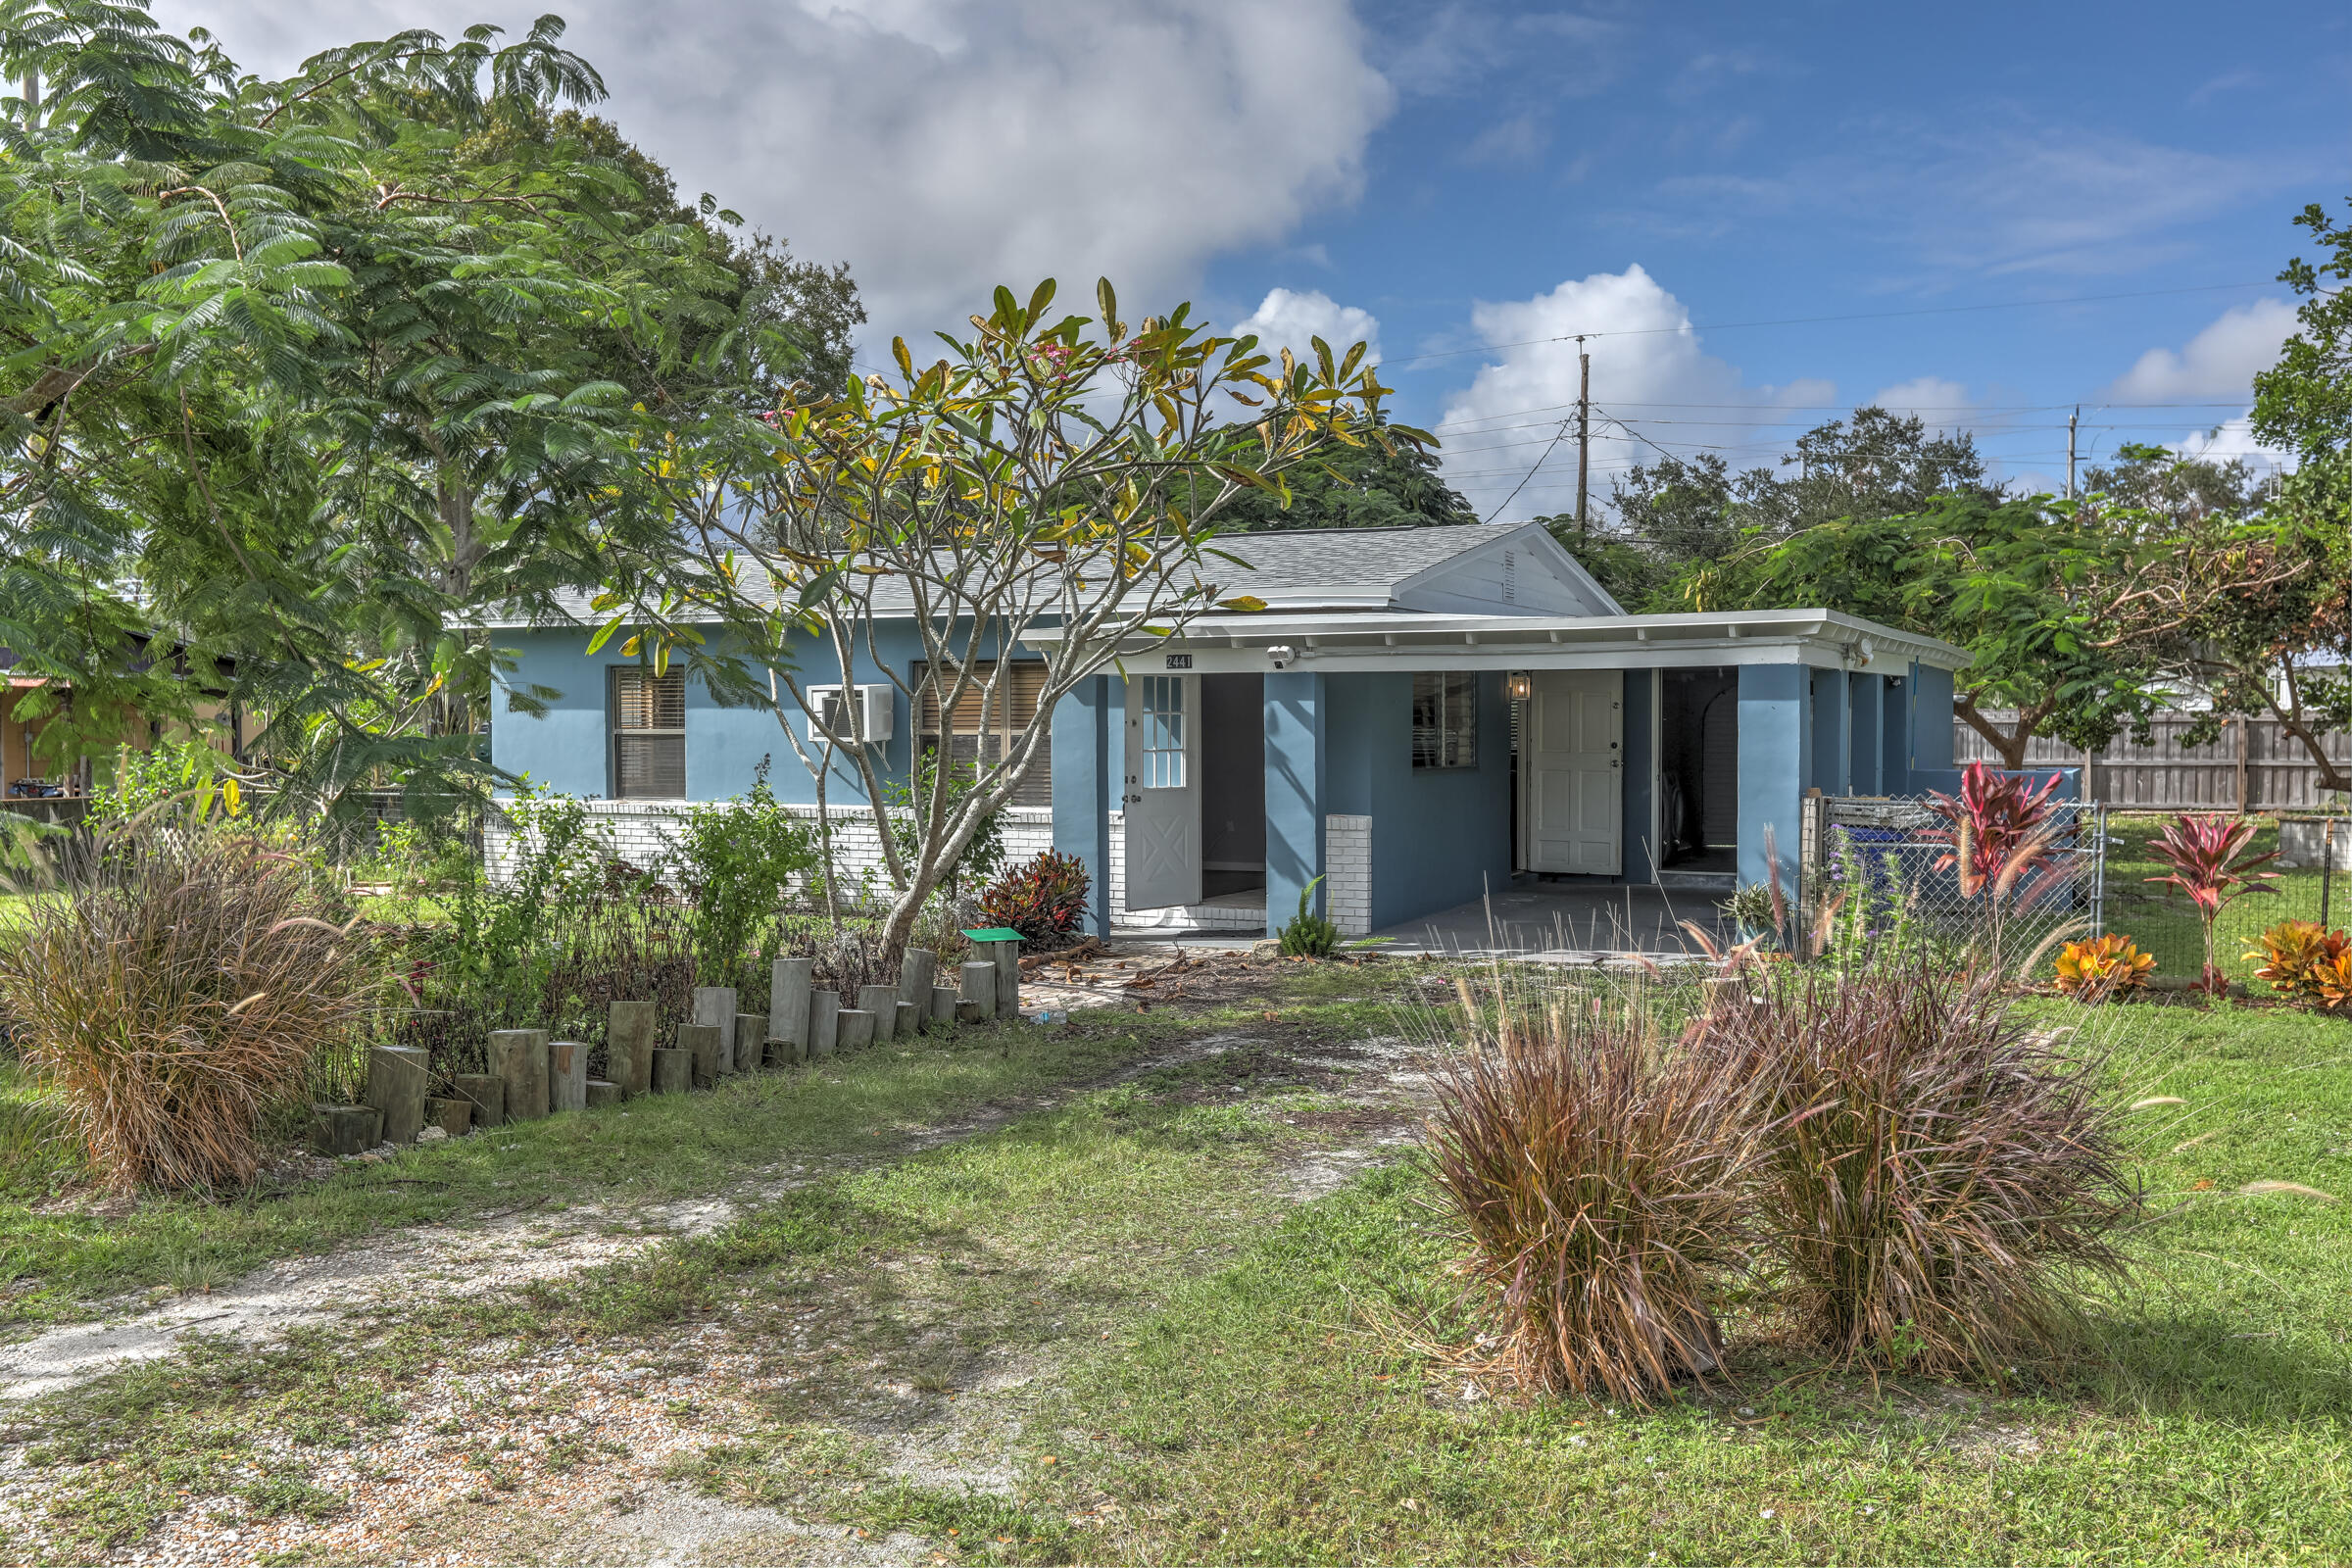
[1659,667,1738,876]
[1199,673,1265,902]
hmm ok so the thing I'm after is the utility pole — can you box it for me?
[2066,406,2079,501]
[19,68,36,131]
[1575,336,1591,533]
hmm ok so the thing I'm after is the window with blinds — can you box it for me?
[612,666,686,798]
[914,660,1051,807]
[1411,672,1477,770]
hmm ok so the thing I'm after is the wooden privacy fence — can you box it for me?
[1954,711,2352,811]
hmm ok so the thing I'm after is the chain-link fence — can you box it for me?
[1802,797,2351,985]
[1798,795,2104,971]
[2097,811,2347,986]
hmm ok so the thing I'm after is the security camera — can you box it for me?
[1266,644,1297,670]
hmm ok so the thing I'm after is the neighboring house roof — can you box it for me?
[476,521,1621,629]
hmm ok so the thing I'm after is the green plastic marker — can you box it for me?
[960,927,1024,944]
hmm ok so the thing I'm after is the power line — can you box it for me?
[1382,279,2279,368]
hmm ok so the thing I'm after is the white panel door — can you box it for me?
[1123,674,1201,909]
[1524,670,1623,875]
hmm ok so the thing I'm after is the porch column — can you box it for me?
[1848,672,1884,796]
[1621,669,1659,882]
[1263,670,1326,937]
[1810,667,1850,798]
[1882,675,1909,795]
[1910,660,1956,782]
[1737,664,1812,893]
[1051,675,1112,937]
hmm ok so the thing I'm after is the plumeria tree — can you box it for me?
[603,277,1418,955]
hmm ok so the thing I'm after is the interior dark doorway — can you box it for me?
[1199,673,1266,900]
[1659,667,1738,875]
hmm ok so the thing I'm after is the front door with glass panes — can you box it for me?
[1122,673,1200,909]
[1522,669,1623,874]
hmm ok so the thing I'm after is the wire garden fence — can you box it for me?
[1797,795,2104,974]
[1801,796,2350,986]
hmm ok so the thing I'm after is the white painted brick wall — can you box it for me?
[485,800,1054,904]
[492,801,1376,940]
[1105,811,1376,939]
[1324,813,1373,937]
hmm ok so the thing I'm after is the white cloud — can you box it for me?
[1432,266,1833,524]
[1460,110,1550,168]
[2167,414,2295,478]
[155,0,1393,354]
[1234,288,1382,370]
[1867,376,1975,420]
[2103,298,2298,404]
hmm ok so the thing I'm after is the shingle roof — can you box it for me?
[482,525,1508,628]
[1203,525,1497,600]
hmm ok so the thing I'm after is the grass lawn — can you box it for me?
[0,962,2347,1563]
[0,1006,1187,1323]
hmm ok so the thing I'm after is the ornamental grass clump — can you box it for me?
[1421,977,1760,1403]
[1702,965,2134,1378]
[0,815,379,1194]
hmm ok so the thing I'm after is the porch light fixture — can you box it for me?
[1266,644,1298,670]
[1505,670,1534,702]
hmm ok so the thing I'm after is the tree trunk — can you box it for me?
[2267,702,2352,796]
[1953,694,2045,770]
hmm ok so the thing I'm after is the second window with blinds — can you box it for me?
[1411,672,1477,770]
[612,665,687,798]
[915,661,1052,807]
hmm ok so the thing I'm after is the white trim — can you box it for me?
[1027,608,1963,677]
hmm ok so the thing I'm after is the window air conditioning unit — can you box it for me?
[808,683,894,743]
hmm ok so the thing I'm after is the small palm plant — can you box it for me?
[2145,813,2280,992]
[1277,875,1340,958]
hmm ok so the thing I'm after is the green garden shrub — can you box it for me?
[976,849,1091,951]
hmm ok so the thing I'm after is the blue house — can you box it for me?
[484,523,1966,943]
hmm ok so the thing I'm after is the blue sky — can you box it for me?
[1207,0,2346,514]
[170,0,2348,518]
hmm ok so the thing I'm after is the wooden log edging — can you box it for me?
[608,1001,658,1098]
[899,948,937,1028]
[311,1103,381,1156]
[368,1046,429,1144]
[692,987,739,1074]
[810,990,840,1057]
[489,1028,551,1122]
[735,1012,768,1072]
[679,1023,723,1089]
[455,1073,504,1129]
[858,985,900,1044]
[959,961,998,1020]
[770,957,812,1059]
[550,1041,589,1113]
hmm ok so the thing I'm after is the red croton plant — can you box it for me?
[2146,813,2281,992]
[1921,761,2070,899]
